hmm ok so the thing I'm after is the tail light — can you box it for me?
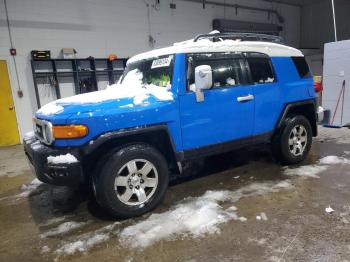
[313,75,323,93]
[314,82,323,93]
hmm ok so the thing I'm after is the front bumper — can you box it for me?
[23,136,84,186]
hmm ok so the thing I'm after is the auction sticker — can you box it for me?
[151,55,173,69]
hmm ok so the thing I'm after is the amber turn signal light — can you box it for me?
[52,125,88,139]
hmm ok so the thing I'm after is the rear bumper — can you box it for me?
[317,106,331,125]
[317,106,325,123]
[23,136,84,186]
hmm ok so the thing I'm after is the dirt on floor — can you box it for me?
[0,127,350,262]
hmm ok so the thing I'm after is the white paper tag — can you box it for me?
[151,56,173,69]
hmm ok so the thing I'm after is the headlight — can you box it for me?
[52,125,88,139]
[43,122,54,144]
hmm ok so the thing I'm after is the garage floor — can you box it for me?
[1,127,350,262]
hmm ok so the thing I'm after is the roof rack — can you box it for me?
[193,32,283,43]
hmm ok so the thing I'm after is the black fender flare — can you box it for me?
[276,99,317,136]
[80,124,182,173]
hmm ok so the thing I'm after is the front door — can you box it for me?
[179,52,254,151]
[0,60,20,146]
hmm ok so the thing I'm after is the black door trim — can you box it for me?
[181,131,273,160]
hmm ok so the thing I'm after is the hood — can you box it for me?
[35,84,174,120]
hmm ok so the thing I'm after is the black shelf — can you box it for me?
[31,58,127,108]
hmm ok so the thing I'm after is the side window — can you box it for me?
[291,56,312,78]
[187,53,244,92]
[246,53,276,84]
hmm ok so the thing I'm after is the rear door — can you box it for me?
[178,52,254,151]
[244,53,281,136]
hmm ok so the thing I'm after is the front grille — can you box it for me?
[35,123,44,141]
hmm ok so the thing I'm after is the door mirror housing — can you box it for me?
[194,65,212,102]
[195,65,212,90]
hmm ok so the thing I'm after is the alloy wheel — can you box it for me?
[288,125,307,156]
[114,159,158,206]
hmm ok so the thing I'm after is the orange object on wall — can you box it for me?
[108,54,118,61]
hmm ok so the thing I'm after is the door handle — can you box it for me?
[237,94,254,102]
[9,106,14,111]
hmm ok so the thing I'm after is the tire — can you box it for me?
[93,143,169,219]
[272,115,312,165]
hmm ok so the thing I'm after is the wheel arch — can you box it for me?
[276,100,317,137]
[82,125,181,178]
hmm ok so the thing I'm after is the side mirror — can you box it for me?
[194,65,212,102]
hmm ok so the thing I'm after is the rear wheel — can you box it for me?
[93,144,169,218]
[272,115,312,165]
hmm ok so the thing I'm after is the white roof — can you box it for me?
[128,39,303,64]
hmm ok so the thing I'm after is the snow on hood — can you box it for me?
[36,69,173,116]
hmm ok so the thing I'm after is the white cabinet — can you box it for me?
[323,40,350,126]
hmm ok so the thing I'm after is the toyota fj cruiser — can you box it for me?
[24,32,320,218]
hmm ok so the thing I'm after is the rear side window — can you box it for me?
[187,53,244,91]
[291,56,311,78]
[246,53,276,84]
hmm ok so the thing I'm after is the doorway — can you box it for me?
[0,60,20,146]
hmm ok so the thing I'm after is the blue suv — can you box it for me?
[24,33,318,218]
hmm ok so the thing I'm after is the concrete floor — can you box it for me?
[0,127,350,262]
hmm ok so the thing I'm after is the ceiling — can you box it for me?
[263,0,327,6]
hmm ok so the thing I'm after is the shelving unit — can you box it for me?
[31,58,127,108]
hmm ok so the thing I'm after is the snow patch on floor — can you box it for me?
[39,216,69,227]
[319,156,350,165]
[284,165,327,178]
[119,180,293,249]
[248,237,267,245]
[0,178,44,201]
[41,221,89,238]
[16,178,43,198]
[54,222,120,256]
[284,155,350,178]
[47,153,78,164]
[56,234,109,255]
[325,206,335,214]
[256,212,268,221]
[41,245,50,253]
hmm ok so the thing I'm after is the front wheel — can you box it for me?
[272,115,312,165]
[93,144,169,219]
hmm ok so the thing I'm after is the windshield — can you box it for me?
[120,55,174,89]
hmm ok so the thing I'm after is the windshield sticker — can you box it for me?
[151,56,173,69]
